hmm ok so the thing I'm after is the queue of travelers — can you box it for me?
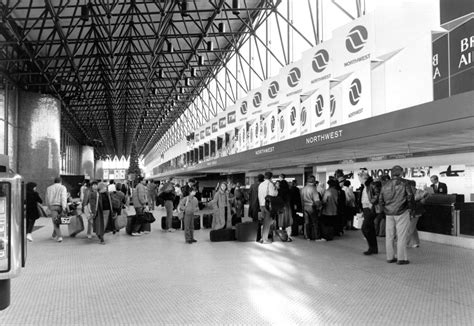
[27,164,437,264]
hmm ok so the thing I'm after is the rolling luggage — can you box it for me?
[235,221,258,242]
[275,229,289,242]
[203,214,213,229]
[126,216,135,235]
[210,228,235,242]
[231,214,242,226]
[68,215,84,237]
[194,215,201,230]
[140,222,151,233]
[161,216,181,230]
[321,225,334,241]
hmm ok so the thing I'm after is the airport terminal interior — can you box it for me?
[0,0,473,325]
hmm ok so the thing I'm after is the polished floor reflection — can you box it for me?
[1,207,473,325]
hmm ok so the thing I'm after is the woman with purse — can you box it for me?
[26,182,43,242]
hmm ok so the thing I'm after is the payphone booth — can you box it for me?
[0,173,26,310]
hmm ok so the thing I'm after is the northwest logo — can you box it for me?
[290,107,296,126]
[315,94,324,117]
[330,95,336,117]
[349,78,362,105]
[280,116,285,133]
[253,92,262,107]
[240,101,248,115]
[271,116,276,133]
[312,49,329,73]
[287,67,301,87]
[268,81,279,99]
[300,107,307,126]
[345,25,368,53]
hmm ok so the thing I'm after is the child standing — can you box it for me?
[179,187,200,244]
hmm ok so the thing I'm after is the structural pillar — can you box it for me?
[81,146,94,180]
[17,92,61,197]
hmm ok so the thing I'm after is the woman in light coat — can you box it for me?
[211,182,232,230]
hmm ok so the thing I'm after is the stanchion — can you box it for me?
[0,279,11,310]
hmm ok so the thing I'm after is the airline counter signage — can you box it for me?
[432,34,450,100]
[219,117,226,129]
[212,122,218,133]
[332,14,374,76]
[249,87,265,117]
[227,111,236,124]
[236,97,249,122]
[301,40,333,91]
[261,76,283,108]
[433,16,474,100]
[342,62,372,124]
[284,97,300,139]
[330,85,343,127]
[279,60,308,98]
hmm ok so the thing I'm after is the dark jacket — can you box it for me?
[357,177,382,213]
[379,177,414,215]
[430,182,448,194]
[248,181,261,220]
[26,182,43,220]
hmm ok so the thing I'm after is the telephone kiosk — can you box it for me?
[0,173,26,311]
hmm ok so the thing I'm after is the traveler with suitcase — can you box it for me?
[178,186,200,244]
[301,175,323,241]
[258,172,278,244]
[131,176,149,236]
[321,179,339,241]
[211,182,232,230]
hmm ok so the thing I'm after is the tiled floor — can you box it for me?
[1,207,473,325]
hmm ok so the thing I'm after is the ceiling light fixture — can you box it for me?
[232,0,240,15]
[218,22,225,34]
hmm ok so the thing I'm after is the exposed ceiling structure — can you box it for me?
[0,0,276,158]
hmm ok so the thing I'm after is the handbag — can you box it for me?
[114,214,127,230]
[353,213,364,229]
[140,211,156,223]
[124,205,136,216]
[37,203,49,218]
[68,215,85,237]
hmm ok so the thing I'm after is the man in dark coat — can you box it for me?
[248,174,264,221]
[430,175,448,194]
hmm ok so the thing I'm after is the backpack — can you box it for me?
[110,192,122,211]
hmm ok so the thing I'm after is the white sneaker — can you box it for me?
[26,233,33,242]
[56,237,63,242]
[131,232,142,236]
[315,238,327,242]
[87,234,92,239]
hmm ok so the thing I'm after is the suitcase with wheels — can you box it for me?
[203,214,213,229]
[161,216,167,230]
[231,214,242,226]
[235,221,258,242]
[210,228,235,242]
[321,225,334,241]
[172,216,181,230]
[194,215,201,230]
[140,222,151,233]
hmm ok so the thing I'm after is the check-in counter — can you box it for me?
[417,194,471,236]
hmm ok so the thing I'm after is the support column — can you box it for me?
[17,92,61,197]
[81,146,94,180]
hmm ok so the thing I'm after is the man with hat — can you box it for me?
[379,165,415,265]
